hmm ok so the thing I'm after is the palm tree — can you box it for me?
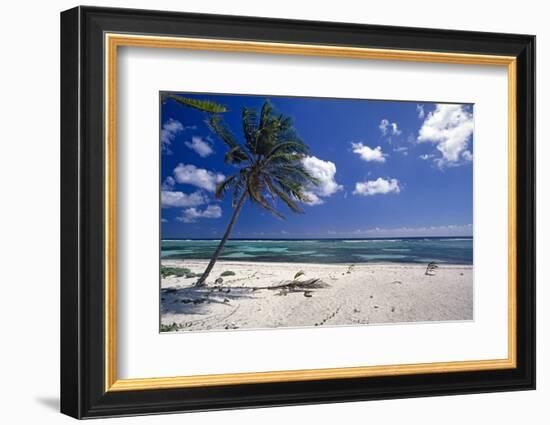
[194,100,319,287]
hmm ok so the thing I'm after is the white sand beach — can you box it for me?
[160,260,473,332]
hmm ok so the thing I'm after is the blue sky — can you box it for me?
[160,93,473,239]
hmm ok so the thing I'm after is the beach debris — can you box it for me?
[425,262,439,276]
[353,308,361,313]
[180,298,208,305]
[251,278,330,297]
[373,305,379,309]
[390,280,402,285]
[224,322,239,330]
[347,264,355,274]
[294,270,306,280]
[214,277,224,285]
[220,270,236,277]
[303,291,313,298]
[391,306,396,312]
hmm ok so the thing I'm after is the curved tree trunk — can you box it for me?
[194,193,248,287]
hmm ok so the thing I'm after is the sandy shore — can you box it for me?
[160,260,473,332]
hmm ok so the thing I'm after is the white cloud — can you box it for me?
[161,190,207,208]
[353,177,400,196]
[417,104,473,167]
[416,104,425,119]
[161,176,175,190]
[419,153,435,160]
[161,218,168,223]
[184,136,214,157]
[302,191,324,205]
[172,164,225,192]
[351,142,386,163]
[379,119,402,136]
[177,205,222,223]
[327,224,472,238]
[160,119,184,153]
[462,150,473,161]
[393,146,408,156]
[301,156,343,205]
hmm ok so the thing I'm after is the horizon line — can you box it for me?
[162,235,473,241]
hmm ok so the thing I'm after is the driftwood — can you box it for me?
[266,278,329,297]
[209,278,329,297]
[264,278,329,291]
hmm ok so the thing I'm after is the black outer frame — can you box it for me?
[60,6,535,419]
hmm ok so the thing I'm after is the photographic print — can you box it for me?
[160,93,474,333]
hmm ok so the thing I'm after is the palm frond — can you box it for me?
[203,99,321,216]
[242,108,258,152]
[246,173,284,219]
[264,141,308,163]
[271,175,312,203]
[215,174,238,200]
[258,101,273,130]
[265,177,303,214]
[224,145,249,164]
[269,164,320,186]
[207,115,245,153]
[264,152,305,164]
[167,95,228,113]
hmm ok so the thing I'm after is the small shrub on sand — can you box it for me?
[220,270,236,277]
[161,266,192,278]
[160,323,179,332]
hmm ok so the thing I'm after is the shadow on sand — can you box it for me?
[161,285,255,315]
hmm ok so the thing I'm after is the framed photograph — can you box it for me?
[60,6,535,419]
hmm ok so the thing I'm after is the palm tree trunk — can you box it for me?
[194,192,248,287]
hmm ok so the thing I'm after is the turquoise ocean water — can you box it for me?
[161,238,473,265]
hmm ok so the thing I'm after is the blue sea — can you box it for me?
[161,237,473,265]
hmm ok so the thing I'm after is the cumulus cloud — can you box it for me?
[177,205,222,223]
[353,177,400,196]
[301,191,324,206]
[417,104,474,167]
[184,136,214,157]
[161,176,175,190]
[351,142,387,163]
[160,119,184,154]
[416,104,425,119]
[172,164,225,192]
[161,190,207,208]
[379,119,402,136]
[419,153,435,160]
[300,156,343,205]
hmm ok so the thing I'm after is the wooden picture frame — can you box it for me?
[61,5,535,419]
